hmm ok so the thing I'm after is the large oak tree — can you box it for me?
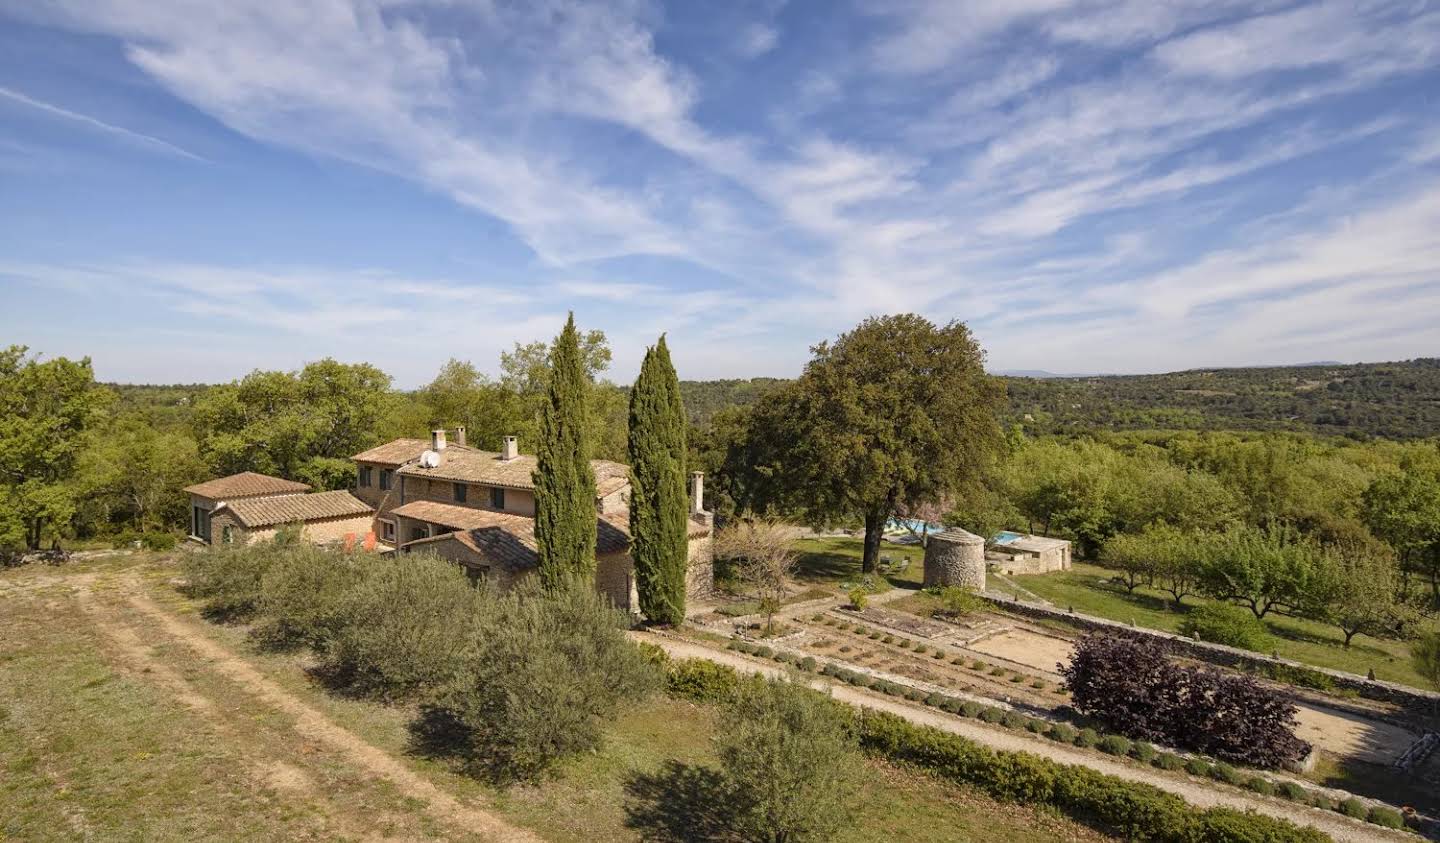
[731,315,1004,572]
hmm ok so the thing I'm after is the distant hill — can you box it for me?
[682,359,1440,440]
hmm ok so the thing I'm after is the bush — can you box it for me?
[181,544,278,621]
[989,666,1006,676]
[937,586,985,618]
[899,639,914,649]
[854,676,875,689]
[1184,759,1211,777]
[1046,723,1076,743]
[961,701,983,718]
[1099,735,1132,756]
[940,697,964,714]
[854,709,1328,843]
[848,588,868,611]
[1180,603,1270,651]
[1340,797,1367,819]
[1155,753,1185,771]
[1074,728,1101,748]
[883,682,905,697]
[882,635,895,644]
[717,677,863,843]
[318,553,485,700]
[1367,807,1404,829]
[914,643,929,654]
[141,531,179,551]
[1030,678,1046,689]
[1025,718,1047,734]
[905,688,926,702]
[798,656,818,673]
[1244,777,1275,796]
[1211,763,1243,786]
[775,651,796,664]
[1130,741,1156,763]
[419,581,659,783]
[1259,662,1336,692]
[754,645,774,658]
[1279,781,1308,802]
[979,707,1005,724]
[252,545,371,650]
[1060,633,1309,769]
[668,658,741,703]
[932,651,945,660]
[868,631,881,639]
[1308,793,1335,811]
[1008,673,1024,683]
[924,692,944,707]
[970,660,986,670]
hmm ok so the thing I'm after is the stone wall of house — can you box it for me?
[685,532,714,599]
[398,476,536,517]
[597,487,629,515]
[207,512,375,548]
[596,552,638,613]
[351,461,394,508]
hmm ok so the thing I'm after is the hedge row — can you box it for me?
[666,656,1340,842]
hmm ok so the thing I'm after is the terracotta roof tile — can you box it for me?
[395,500,631,559]
[380,438,629,496]
[218,490,373,529]
[184,472,310,500]
[352,438,445,465]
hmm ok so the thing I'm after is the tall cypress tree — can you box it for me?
[628,335,688,624]
[534,313,597,589]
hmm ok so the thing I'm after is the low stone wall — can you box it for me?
[985,594,1440,717]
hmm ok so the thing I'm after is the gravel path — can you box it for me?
[640,635,1411,843]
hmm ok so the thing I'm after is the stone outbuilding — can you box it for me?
[184,472,312,544]
[986,531,1072,575]
[208,489,375,547]
[923,528,987,591]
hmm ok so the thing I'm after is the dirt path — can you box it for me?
[641,635,1409,843]
[117,590,542,843]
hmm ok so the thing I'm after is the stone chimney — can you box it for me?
[431,429,447,451]
[690,471,706,514]
[501,435,519,461]
[454,426,466,447]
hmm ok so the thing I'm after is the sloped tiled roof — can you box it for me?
[383,439,629,496]
[351,438,452,465]
[395,500,631,558]
[217,490,374,529]
[184,472,310,500]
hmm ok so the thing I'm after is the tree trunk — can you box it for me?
[862,510,885,574]
[27,517,43,551]
[1343,628,1357,648]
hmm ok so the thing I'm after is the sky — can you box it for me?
[1,0,1438,387]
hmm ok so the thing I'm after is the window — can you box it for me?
[192,505,204,539]
[410,525,427,542]
[358,465,372,487]
[454,482,467,503]
[380,468,393,491]
[380,520,395,542]
[490,486,506,510]
[221,525,234,545]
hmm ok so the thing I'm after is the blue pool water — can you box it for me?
[993,530,1023,545]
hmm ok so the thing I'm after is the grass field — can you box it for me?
[793,536,926,591]
[1,553,1114,843]
[1001,562,1425,688]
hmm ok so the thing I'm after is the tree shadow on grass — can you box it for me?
[794,550,860,582]
[623,760,737,843]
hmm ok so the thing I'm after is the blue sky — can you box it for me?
[1,0,1438,387]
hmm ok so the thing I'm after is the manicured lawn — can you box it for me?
[1013,562,1426,688]
[793,536,926,591]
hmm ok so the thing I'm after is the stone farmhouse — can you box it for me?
[186,427,714,613]
[986,531,1072,575]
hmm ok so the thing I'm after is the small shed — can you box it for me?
[184,472,311,544]
[987,531,1072,575]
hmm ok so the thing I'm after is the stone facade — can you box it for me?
[923,529,987,591]
[208,510,376,548]
[395,475,537,518]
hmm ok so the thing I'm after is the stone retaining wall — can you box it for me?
[984,595,1440,717]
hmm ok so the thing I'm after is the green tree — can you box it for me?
[1303,540,1410,647]
[533,314,599,588]
[733,315,1004,572]
[191,358,394,482]
[75,415,207,533]
[1199,525,1322,619]
[715,677,862,843]
[0,346,111,549]
[1363,469,1440,602]
[628,336,689,625]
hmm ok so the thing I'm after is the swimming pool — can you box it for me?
[993,530,1023,545]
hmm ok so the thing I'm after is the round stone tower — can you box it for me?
[923,528,986,591]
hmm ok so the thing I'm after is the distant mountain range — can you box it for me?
[994,362,1347,379]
